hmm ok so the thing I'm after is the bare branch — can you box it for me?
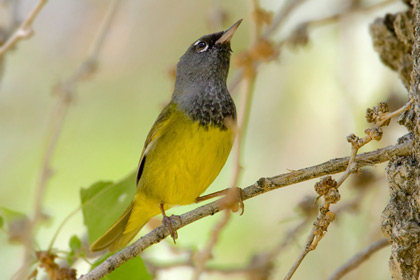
[308,0,398,28]
[328,238,389,280]
[228,0,397,92]
[78,140,411,280]
[192,4,260,275]
[262,0,308,39]
[191,210,231,280]
[0,0,47,57]
[284,100,412,280]
[228,0,308,91]
[146,258,247,277]
[13,1,122,279]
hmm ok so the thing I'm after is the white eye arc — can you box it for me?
[194,40,209,53]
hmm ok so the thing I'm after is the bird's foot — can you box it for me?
[196,187,245,215]
[220,187,245,215]
[195,189,227,203]
[160,203,181,243]
[162,215,181,243]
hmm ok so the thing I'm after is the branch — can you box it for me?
[228,0,396,92]
[13,1,122,279]
[283,99,412,280]
[228,0,308,91]
[262,0,308,39]
[328,238,389,280]
[146,258,247,277]
[0,0,47,57]
[236,188,370,279]
[192,6,260,275]
[191,210,231,279]
[307,0,397,28]
[147,189,371,278]
[78,140,411,280]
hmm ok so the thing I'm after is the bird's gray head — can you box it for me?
[173,19,242,94]
[173,20,241,127]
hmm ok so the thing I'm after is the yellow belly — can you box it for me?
[138,108,235,206]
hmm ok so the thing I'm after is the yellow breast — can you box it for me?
[138,106,235,206]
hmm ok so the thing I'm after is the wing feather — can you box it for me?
[136,103,175,185]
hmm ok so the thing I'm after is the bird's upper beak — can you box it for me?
[216,19,242,44]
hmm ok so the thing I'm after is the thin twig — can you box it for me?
[0,0,47,57]
[228,0,308,91]
[262,0,308,40]
[146,258,247,276]
[267,215,315,261]
[283,100,413,280]
[228,0,397,92]
[309,0,398,28]
[149,215,311,278]
[49,172,138,253]
[230,72,255,189]
[13,1,122,279]
[238,189,368,279]
[208,0,224,31]
[78,140,411,280]
[47,207,80,251]
[192,3,260,275]
[328,238,389,280]
[378,99,413,126]
[191,210,231,279]
[0,0,22,43]
[35,0,121,239]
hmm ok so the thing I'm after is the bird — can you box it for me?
[90,19,242,252]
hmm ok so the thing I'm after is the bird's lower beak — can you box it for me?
[216,19,242,44]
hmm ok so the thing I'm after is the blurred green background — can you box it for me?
[0,0,408,279]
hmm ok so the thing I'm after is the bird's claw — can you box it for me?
[221,187,245,215]
[162,215,181,243]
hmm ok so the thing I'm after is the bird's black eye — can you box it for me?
[194,41,209,53]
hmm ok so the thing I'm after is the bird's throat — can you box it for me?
[174,86,236,130]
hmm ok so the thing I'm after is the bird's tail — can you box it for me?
[90,197,158,252]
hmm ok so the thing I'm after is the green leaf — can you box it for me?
[69,235,82,251]
[92,254,152,280]
[0,215,3,229]
[81,172,136,243]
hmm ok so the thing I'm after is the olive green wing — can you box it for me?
[136,102,176,185]
[90,103,177,252]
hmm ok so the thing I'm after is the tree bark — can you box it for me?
[371,1,420,279]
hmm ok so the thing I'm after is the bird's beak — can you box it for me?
[216,19,242,44]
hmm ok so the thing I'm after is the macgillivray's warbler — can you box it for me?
[90,19,242,252]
